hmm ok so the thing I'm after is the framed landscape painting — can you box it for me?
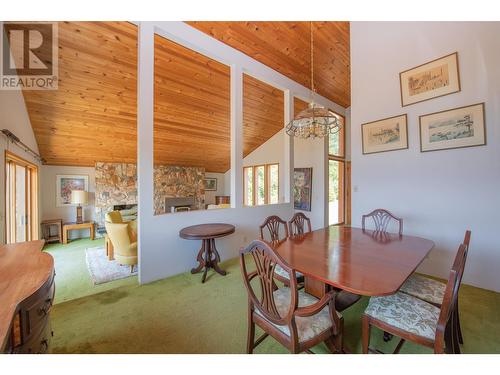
[56,175,89,207]
[204,177,217,191]
[400,52,460,107]
[419,103,486,152]
[361,114,408,155]
[293,168,312,211]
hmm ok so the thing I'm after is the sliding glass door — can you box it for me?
[5,152,39,244]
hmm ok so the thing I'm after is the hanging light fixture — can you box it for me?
[286,22,341,139]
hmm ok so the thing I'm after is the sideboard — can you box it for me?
[0,240,55,354]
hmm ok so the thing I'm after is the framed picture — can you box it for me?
[419,103,486,152]
[56,174,89,207]
[400,52,460,107]
[361,114,408,155]
[204,177,217,191]
[293,168,312,211]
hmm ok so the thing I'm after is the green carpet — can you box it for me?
[48,255,500,354]
[44,238,137,304]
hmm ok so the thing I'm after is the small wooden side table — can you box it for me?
[41,219,63,244]
[179,223,235,283]
[62,221,95,244]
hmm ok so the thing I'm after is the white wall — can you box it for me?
[204,172,225,205]
[0,89,40,244]
[350,22,500,292]
[293,137,327,230]
[40,165,96,239]
[137,22,346,284]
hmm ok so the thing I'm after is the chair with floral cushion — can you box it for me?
[259,215,301,286]
[240,239,344,354]
[362,208,403,235]
[288,212,312,236]
[362,243,467,354]
[399,230,471,350]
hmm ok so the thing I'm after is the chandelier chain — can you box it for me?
[310,21,314,98]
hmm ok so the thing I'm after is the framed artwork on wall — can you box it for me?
[400,52,460,107]
[361,114,408,154]
[56,174,89,207]
[204,177,217,191]
[293,167,312,211]
[419,103,486,152]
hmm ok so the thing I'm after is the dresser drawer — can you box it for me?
[14,318,52,354]
[19,272,55,342]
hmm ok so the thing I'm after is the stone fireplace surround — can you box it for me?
[95,162,206,227]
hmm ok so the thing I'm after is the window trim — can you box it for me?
[243,163,280,207]
[328,111,346,226]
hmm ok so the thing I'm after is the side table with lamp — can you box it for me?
[62,190,95,244]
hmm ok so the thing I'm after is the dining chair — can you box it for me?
[259,215,299,286]
[288,212,312,236]
[400,230,471,349]
[362,243,467,354]
[240,239,344,354]
[362,208,403,235]
[259,215,289,242]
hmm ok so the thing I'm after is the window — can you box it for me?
[5,151,39,244]
[243,164,279,206]
[328,113,346,225]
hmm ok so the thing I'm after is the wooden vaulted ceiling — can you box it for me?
[21,21,350,170]
[187,21,351,108]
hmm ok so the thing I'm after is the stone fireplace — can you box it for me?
[95,162,137,228]
[94,162,206,225]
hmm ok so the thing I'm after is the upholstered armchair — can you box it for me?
[104,221,138,272]
[106,210,137,242]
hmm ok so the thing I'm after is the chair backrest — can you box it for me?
[240,240,298,326]
[435,243,467,352]
[105,210,123,223]
[105,222,132,252]
[288,212,312,236]
[259,215,289,242]
[362,208,403,235]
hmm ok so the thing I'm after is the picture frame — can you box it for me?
[204,177,217,191]
[293,168,312,211]
[361,114,408,155]
[400,52,460,107]
[56,174,89,207]
[419,103,486,152]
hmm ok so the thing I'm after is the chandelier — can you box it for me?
[286,22,341,139]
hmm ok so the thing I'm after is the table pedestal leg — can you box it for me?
[191,238,227,283]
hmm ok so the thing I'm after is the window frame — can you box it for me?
[328,111,346,226]
[243,163,280,207]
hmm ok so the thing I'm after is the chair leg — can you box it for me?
[246,314,255,354]
[452,309,461,354]
[456,300,464,345]
[130,264,134,273]
[362,315,370,354]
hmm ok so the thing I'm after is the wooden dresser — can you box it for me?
[0,240,55,354]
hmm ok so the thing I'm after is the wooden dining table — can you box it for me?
[271,226,435,299]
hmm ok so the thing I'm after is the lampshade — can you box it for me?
[71,190,88,205]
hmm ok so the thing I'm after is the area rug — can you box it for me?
[85,246,137,285]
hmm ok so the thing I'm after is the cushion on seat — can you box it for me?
[274,264,304,280]
[400,274,446,305]
[254,287,339,343]
[364,292,440,341]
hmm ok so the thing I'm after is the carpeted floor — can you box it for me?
[44,238,137,304]
[48,254,500,354]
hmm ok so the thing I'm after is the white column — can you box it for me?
[283,90,294,204]
[137,22,155,284]
[230,65,243,208]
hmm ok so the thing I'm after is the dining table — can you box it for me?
[270,225,435,299]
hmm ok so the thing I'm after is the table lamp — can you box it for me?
[71,190,88,223]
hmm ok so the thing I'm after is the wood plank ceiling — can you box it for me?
[21,21,349,171]
[187,21,351,108]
